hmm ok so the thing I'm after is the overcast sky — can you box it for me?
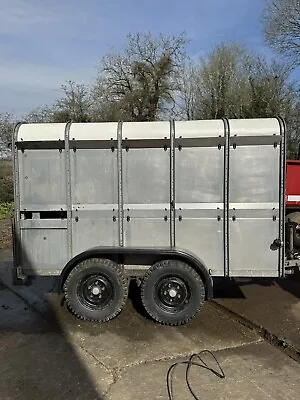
[0,0,296,117]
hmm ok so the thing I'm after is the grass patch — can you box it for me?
[0,202,14,220]
[0,159,13,203]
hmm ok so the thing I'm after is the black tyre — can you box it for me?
[287,212,300,249]
[141,260,205,326]
[292,223,300,249]
[63,258,128,322]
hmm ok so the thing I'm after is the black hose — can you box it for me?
[166,349,225,400]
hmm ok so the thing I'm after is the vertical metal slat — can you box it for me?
[12,122,23,268]
[277,116,286,277]
[64,122,73,259]
[170,120,176,248]
[117,121,124,247]
[222,117,230,277]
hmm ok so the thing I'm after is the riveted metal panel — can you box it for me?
[175,214,224,274]
[20,229,68,273]
[123,148,170,204]
[72,211,119,256]
[229,145,280,204]
[175,144,225,273]
[70,149,118,205]
[123,147,170,247]
[175,147,224,204]
[19,149,67,209]
[124,218,170,247]
[20,220,67,229]
[124,205,169,218]
[228,217,279,275]
[70,148,119,252]
[228,142,281,276]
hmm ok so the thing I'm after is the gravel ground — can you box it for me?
[0,218,12,251]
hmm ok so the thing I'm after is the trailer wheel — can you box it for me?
[141,260,205,326]
[287,212,300,249]
[291,223,300,249]
[63,258,128,322]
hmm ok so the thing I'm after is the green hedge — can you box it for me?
[0,160,13,203]
[0,202,13,220]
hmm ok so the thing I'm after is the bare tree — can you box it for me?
[179,43,249,120]
[179,42,299,118]
[263,0,300,66]
[243,55,297,118]
[24,81,92,124]
[24,106,56,123]
[0,112,14,158]
[176,60,200,120]
[178,42,299,156]
[285,95,300,158]
[93,32,187,122]
[54,81,92,122]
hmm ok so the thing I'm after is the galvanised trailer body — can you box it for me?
[11,118,287,325]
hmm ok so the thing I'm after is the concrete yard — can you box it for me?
[1,248,300,399]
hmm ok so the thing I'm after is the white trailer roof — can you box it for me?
[229,118,281,137]
[17,123,67,142]
[16,118,282,142]
[122,121,170,140]
[70,122,119,140]
[175,120,225,138]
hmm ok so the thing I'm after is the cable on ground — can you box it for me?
[166,349,225,400]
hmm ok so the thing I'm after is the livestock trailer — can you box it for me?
[11,117,298,325]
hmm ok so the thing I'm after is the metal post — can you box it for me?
[117,121,124,247]
[222,117,230,277]
[64,122,73,259]
[277,116,286,277]
[170,120,176,248]
[12,122,23,267]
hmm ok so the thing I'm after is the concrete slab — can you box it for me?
[213,277,300,350]
[1,249,299,400]
[105,342,300,400]
[0,252,113,400]
[50,296,260,371]
[0,250,261,398]
[0,331,113,400]
[0,252,260,373]
[0,285,51,333]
